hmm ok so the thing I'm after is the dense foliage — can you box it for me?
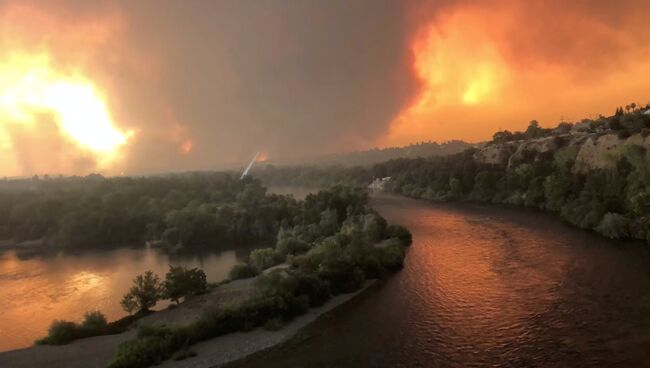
[107,185,412,368]
[0,174,300,249]
[164,266,208,304]
[121,271,165,314]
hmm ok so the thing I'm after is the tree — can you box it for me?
[121,270,164,314]
[163,265,207,304]
[249,248,283,271]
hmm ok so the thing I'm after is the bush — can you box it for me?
[384,224,412,245]
[37,320,78,345]
[378,242,406,270]
[81,311,108,334]
[249,248,284,271]
[229,263,259,280]
[263,318,284,331]
[36,310,137,346]
[596,213,630,239]
[318,259,365,295]
[292,272,331,307]
[121,271,164,314]
[164,265,207,303]
[276,236,311,255]
[109,326,190,368]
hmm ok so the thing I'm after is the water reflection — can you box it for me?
[0,246,245,352]
[232,196,650,368]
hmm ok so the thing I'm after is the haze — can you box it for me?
[1,0,650,176]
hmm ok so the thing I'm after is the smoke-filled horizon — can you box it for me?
[1,0,650,176]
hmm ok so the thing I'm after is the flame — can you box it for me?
[0,52,130,167]
[256,152,269,162]
[411,15,508,109]
[383,9,510,145]
[179,139,193,155]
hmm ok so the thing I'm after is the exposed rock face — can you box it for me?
[574,133,650,172]
[474,132,650,172]
[473,142,518,165]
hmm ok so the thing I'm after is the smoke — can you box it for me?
[2,0,650,176]
[385,0,650,145]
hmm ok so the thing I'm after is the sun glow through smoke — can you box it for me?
[0,52,129,166]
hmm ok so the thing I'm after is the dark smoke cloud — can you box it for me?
[113,0,418,173]
[3,0,650,175]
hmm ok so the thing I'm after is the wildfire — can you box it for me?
[256,152,269,162]
[382,8,510,146]
[0,52,130,165]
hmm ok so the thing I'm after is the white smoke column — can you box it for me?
[240,151,260,179]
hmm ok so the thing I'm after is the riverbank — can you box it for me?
[0,273,378,368]
[228,195,650,367]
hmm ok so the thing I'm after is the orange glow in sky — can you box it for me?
[383,3,650,146]
[0,52,130,165]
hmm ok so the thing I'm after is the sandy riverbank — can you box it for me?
[0,276,377,368]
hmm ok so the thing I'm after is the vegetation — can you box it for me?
[106,185,411,368]
[0,174,300,250]
[228,263,259,280]
[256,107,650,244]
[164,266,207,304]
[36,311,122,345]
[121,271,165,314]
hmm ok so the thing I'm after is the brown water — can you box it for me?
[233,195,650,368]
[0,247,246,352]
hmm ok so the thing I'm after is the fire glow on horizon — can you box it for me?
[0,52,131,164]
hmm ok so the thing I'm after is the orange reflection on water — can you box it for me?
[0,248,239,351]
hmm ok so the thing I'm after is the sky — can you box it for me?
[1,0,650,176]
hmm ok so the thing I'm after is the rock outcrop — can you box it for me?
[474,132,650,172]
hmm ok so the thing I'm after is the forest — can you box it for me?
[255,108,650,243]
[0,174,300,249]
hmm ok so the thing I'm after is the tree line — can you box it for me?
[254,108,650,243]
[0,173,301,250]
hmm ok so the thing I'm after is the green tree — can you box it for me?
[249,248,283,271]
[163,265,207,304]
[121,271,164,314]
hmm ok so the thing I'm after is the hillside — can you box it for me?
[256,106,650,243]
[281,140,473,167]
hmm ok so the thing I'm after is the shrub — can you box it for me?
[36,310,135,346]
[596,213,630,239]
[81,311,108,334]
[276,236,311,255]
[384,224,412,245]
[318,258,365,295]
[292,272,331,307]
[164,265,207,303]
[229,263,259,280]
[263,318,284,331]
[37,320,78,345]
[121,271,164,314]
[109,326,190,368]
[378,241,406,271]
[249,248,284,271]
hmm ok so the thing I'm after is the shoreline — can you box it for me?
[0,278,379,368]
[160,280,379,368]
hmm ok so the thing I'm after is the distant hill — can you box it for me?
[291,140,473,166]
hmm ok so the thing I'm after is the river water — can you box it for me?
[232,195,650,367]
[0,247,246,352]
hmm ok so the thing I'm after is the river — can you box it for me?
[231,195,650,367]
[0,246,248,352]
